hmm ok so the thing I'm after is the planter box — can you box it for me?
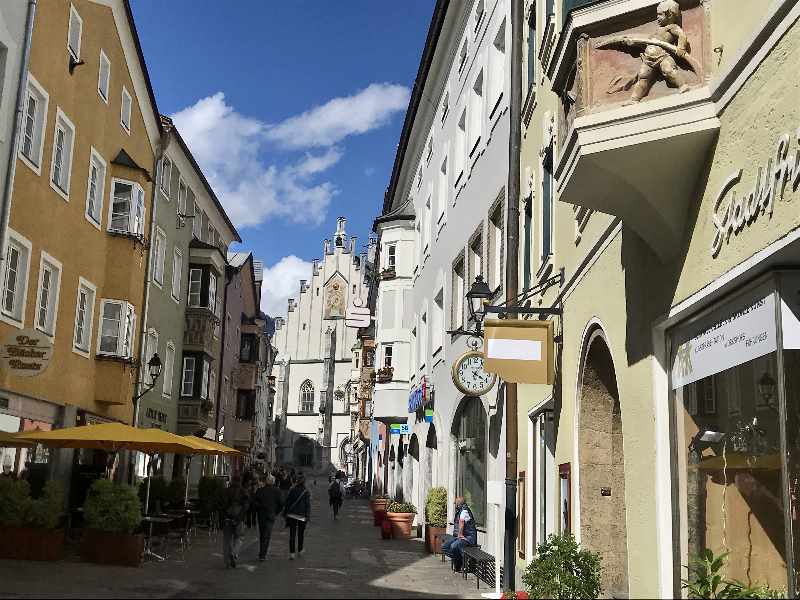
[0,527,64,561]
[81,529,144,567]
[425,525,446,554]
[386,511,415,540]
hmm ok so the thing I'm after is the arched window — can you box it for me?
[453,397,487,526]
[300,380,314,413]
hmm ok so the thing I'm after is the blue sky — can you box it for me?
[130,1,433,316]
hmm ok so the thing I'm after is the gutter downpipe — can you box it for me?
[504,0,523,591]
[0,0,37,277]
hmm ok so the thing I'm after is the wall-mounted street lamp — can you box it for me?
[466,275,493,334]
[757,372,778,410]
[133,353,163,402]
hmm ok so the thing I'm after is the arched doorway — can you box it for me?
[578,332,628,598]
[388,445,396,498]
[408,434,420,514]
[293,436,314,468]
[452,397,488,527]
[396,439,406,501]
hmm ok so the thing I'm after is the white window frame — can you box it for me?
[452,255,465,329]
[145,328,159,380]
[192,201,202,239]
[438,154,448,231]
[432,288,444,355]
[67,4,83,62]
[162,342,175,398]
[181,356,195,397]
[97,49,110,103]
[489,19,507,118]
[208,271,217,312]
[49,107,76,201]
[107,178,145,237]
[539,143,555,270]
[85,147,106,229]
[384,344,393,368]
[469,70,484,158]
[152,228,166,287]
[96,299,136,358]
[386,243,396,270]
[34,251,62,338]
[177,178,187,216]
[19,74,49,174]
[188,268,202,307]
[120,86,132,134]
[160,156,172,197]
[200,360,210,400]
[454,108,466,187]
[171,248,183,302]
[0,229,32,328]
[72,276,96,357]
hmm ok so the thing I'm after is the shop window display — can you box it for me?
[454,397,487,526]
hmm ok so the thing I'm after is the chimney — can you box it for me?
[323,239,330,255]
[300,280,307,293]
[349,236,357,254]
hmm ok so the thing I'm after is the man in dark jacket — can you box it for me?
[221,476,249,569]
[254,474,284,561]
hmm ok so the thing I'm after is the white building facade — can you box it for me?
[274,217,370,475]
[372,0,511,559]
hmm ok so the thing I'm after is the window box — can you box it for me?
[380,267,396,281]
[376,366,394,384]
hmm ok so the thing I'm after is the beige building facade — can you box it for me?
[516,0,800,597]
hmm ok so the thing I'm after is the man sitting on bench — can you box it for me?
[442,496,477,572]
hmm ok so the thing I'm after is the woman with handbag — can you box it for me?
[284,474,311,560]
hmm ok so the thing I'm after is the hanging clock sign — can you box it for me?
[452,350,497,396]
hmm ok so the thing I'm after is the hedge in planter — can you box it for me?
[522,533,602,600]
[424,487,448,553]
[82,479,143,566]
[386,501,417,540]
[0,479,65,561]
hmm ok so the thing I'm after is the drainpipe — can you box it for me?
[0,0,37,273]
[503,0,523,591]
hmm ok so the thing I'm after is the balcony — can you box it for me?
[236,362,258,391]
[177,399,215,436]
[183,307,218,356]
[548,0,719,261]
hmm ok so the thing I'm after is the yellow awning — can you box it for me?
[182,435,240,455]
[16,423,205,454]
[0,431,33,448]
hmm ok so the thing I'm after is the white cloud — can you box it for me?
[171,84,408,230]
[260,255,314,317]
[266,83,410,149]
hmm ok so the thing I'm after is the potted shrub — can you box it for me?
[522,533,602,600]
[82,479,143,567]
[424,487,448,553]
[0,479,65,561]
[385,501,417,540]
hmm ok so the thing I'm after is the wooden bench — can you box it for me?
[463,546,503,589]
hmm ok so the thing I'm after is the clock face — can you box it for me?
[453,351,497,396]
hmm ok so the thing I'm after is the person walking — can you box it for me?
[220,476,249,569]
[328,475,343,519]
[278,467,292,503]
[283,474,311,560]
[441,496,477,572]
[253,474,283,561]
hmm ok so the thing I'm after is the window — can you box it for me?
[35,254,61,336]
[432,289,444,354]
[160,157,172,196]
[488,201,504,291]
[474,0,485,31]
[97,50,110,102]
[108,180,145,237]
[200,360,210,400]
[541,146,554,262]
[208,369,216,403]
[559,463,571,533]
[384,345,393,368]
[73,278,96,353]
[178,179,187,216]
[425,135,433,164]
[152,228,166,286]
[527,7,537,93]
[240,334,258,363]
[452,256,465,329]
[145,329,158,376]
[20,75,48,171]
[420,313,428,368]
[489,20,506,116]
[171,249,182,301]
[458,40,468,73]
[192,202,201,239]
[455,110,466,184]
[50,109,75,198]
[300,380,314,413]
[469,71,483,156]
[1,232,31,324]
[67,5,82,61]
[424,196,432,255]
[97,299,136,357]
[188,268,202,307]
[354,351,360,370]
[162,343,175,397]
[85,149,106,227]
[524,197,532,289]
[207,221,216,245]
[120,87,132,132]
[181,356,195,396]
[441,91,449,124]
[454,397,487,526]
[469,230,483,287]
[208,272,217,312]
[387,244,396,270]
[438,157,447,225]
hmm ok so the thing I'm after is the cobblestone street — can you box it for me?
[0,491,484,598]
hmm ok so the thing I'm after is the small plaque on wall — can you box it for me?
[600,487,612,497]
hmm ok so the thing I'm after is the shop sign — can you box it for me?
[671,285,776,389]
[345,299,373,329]
[711,128,800,257]
[145,408,168,424]
[483,319,554,385]
[390,423,409,435]
[0,329,53,377]
[424,408,434,423]
[408,377,431,413]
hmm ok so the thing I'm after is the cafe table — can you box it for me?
[141,515,175,561]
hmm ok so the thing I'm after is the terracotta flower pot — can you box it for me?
[425,525,446,554]
[386,511,415,540]
[0,527,64,561]
[81,529,144,567]
[373,509,387,526]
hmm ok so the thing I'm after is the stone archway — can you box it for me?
[578,332,628,598]
[293,436,314,468]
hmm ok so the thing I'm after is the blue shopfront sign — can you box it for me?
[408,377,432,413]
